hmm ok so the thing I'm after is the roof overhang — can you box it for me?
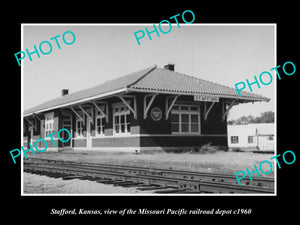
[126,87,270,103]
[24,87,269,118]
[23,87,127,117]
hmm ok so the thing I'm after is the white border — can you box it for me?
[21,23,277,197]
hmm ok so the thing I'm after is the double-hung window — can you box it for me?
[171,105,200,134]
[95,110,106,136]
[268,135,274,141]
[231,136,239,144]
[45,113,54,137]
[75,113,84,138]
[248,136,254,143]
[113,104,130,134]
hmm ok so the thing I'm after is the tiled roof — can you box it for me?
[24,65,269,116]
[130,67,268,101]
[24,66,155,115]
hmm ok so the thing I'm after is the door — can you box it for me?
[62,118,72,148]
[86,118,92,148]
[29,127,34,147]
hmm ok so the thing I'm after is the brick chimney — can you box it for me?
[61,89,69,96]
[164,63,175,71]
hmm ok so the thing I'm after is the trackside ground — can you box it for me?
[23,150,275,178]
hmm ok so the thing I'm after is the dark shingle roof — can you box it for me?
[24,65,269,116]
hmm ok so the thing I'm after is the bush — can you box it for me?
[231,147,244,152]
[180,143,222,154]
[164,144,228,154]
[197,143,218,154]
[218,146,229,152]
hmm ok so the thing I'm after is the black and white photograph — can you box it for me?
[21,24,276,195]
[4,5,298,221]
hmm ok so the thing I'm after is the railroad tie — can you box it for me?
[62,175,84,180]
[120,182,146,188]
[96,179,112,183]
[154,188,187,194]
[97,180,123,185]
[112,181,135,186]
[137,186,176,191]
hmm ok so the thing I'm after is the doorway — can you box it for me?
[86,118,92,148]
[29,126,34,148]
[62,117,72,148]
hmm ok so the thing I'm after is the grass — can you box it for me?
[24,149,275,178]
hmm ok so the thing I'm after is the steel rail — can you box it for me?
[25,157,274,188]
[24,158,274,194]
[24,164,273,194]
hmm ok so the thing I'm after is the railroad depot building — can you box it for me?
[23,64,269,152]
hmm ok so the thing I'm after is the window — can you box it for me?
[248,136,254,143]
[171,105,200,134]
[76,118,84,138]
[231,136,239,144]
[113,104,130,134]
[45,113,54,137]
[268,135,274,141]
[95,110,106,136]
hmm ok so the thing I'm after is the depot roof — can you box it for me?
[24,65,269,116]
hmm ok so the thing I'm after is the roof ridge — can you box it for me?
[130,66,269,101]
[24,66,157,115]
[126,65,157,88]
[24,65,270,116]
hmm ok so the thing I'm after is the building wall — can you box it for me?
[139,94,228,134]
[140,135,227,152]
[258,135,274,150]
[227,125,257,149]
[23,136,28,148]
[92,136,140,148]
[138,94,228,150]
[23,93,229,152]
[227,124,275,151]
[73,139,86,147]
[139,94,171,135]
[66,96,141,151]
[201,100,227,135]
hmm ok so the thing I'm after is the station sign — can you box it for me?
[194,95,219,102]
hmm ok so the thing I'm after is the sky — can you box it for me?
[22,24,275,120]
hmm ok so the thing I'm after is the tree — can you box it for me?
[228,111,274,125]
[259,111,274,123]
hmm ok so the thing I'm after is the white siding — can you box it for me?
[227,123,274,151]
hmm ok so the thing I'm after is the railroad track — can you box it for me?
[23,158,275,194]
